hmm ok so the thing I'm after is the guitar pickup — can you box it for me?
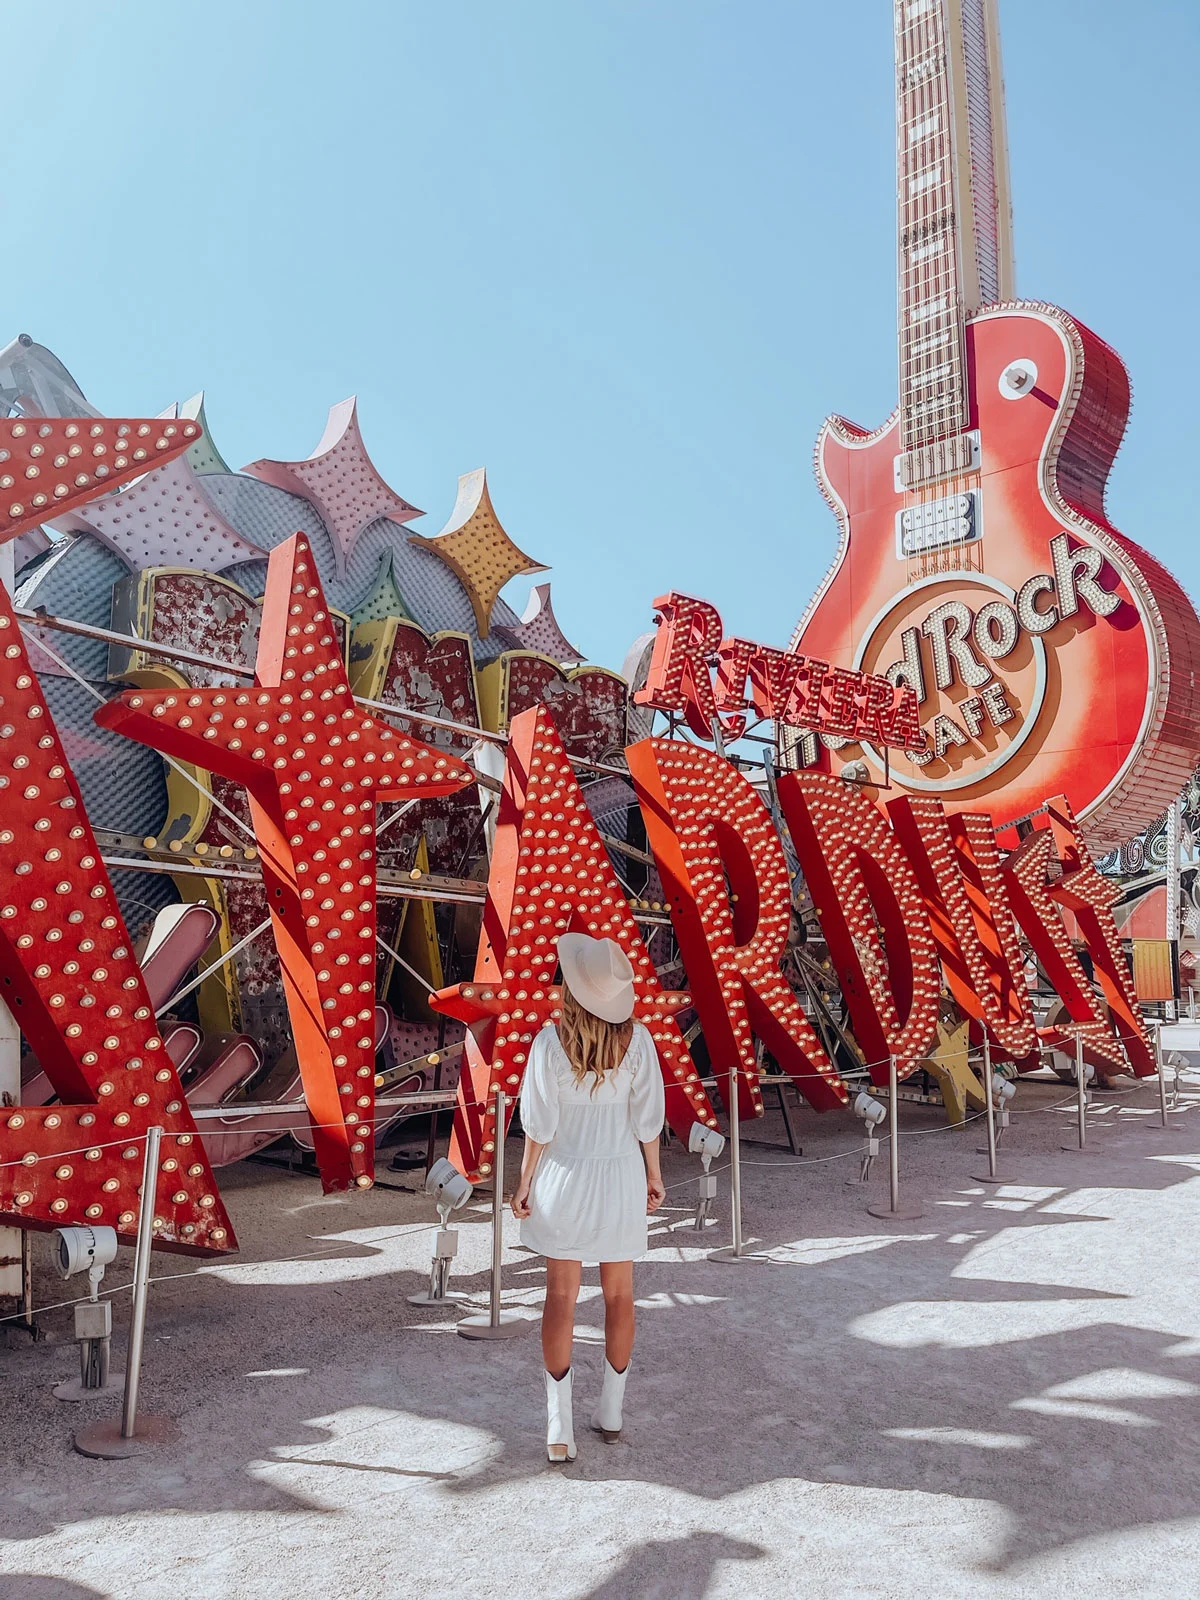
[895,489,982,558]
[894,429,981,490]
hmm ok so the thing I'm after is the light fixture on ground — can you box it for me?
[688,1121,726,1231]
[52,1225,122,1402]
[993,1074,1016,1118]
[846,1090,886,1186]
[408,1157,473,1306]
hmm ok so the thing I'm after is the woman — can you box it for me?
[511,932,666,1463]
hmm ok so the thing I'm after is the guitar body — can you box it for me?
[795,302,1200,849]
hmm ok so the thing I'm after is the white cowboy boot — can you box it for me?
[545,1369,577,1463]
[591,1359,629,1442]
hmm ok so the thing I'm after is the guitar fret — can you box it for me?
[913,359,956,382]
[895,0,969,450]
[907,165,944,196]
[909,295,949,323]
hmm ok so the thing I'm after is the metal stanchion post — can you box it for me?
[74,1127,179,1458]
[1155,1022,1174,1129]
[868,1056,925,1220]
[1060,1036,1091,1152]
[710,1065,766,1263]
[458,1088,531,1339]
[972,1037,1007,1185]
[121,1125,162,1440]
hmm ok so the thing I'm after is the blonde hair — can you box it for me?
[557,988,634,1095]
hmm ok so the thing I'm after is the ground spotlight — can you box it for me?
[52,1225,119,1394]
[689,1122,726,1231]
[688,1122,726,1165]
[851,1091,885,1184]
[990,1072,1017,1139]
[854,1091,886,1127]
[54,1224,118,1284]
[408,1158,473,1307]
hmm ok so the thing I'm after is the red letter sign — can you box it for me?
[887,797,1036,1060]
[778,772,941,1082]
[1043,797,1153,1075]
[633,593,743,740]
[627,737,848,1118]
[431,704,718,1181]
[0,594,235,1253]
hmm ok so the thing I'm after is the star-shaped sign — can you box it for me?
[409,469,547,639]
[243,398,422,576]
[1,416,201,550]
[495,583,583,664]
[97,533,476,1191]
[51,450,267,572]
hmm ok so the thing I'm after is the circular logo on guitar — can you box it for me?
[852,531,1133,799]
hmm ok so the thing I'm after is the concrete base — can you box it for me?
[53,1371,125,1402]
[73,1413,179,1459]
[456,1313,533,1340]
[708,1244,769,1263]
[969,1171,1012,1186]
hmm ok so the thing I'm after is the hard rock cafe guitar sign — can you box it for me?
[790,0,1200,851]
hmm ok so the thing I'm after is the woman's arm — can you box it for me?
[512,1026,559,1217]
[511,1137,548,1219]
[629,1025,667,1213]
[642,1137,666,1215]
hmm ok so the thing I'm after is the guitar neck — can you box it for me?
[895,0,1015,455]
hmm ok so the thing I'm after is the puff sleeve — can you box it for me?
[519,1026,560,1144]
[628,1024,666,1142]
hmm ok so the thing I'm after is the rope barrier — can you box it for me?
[8,1053,1178,1173]
[0,1102,451,1171]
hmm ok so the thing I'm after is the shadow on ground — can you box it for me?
[2,1076,1199,1590]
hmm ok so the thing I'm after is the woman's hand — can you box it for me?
[511,1177,533,1220]
[646,1173,666,1215]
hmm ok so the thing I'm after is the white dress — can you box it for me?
[518,1021,666,1263]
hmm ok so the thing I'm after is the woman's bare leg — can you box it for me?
[598,1260,635,1372]
[542,1257,583,1378]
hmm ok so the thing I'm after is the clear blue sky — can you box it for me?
[9,1,1198,670]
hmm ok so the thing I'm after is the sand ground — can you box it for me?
[2,1069,1199,1600]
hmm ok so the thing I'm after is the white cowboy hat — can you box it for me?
[557,933,636,1024]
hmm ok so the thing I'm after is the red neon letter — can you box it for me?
[777,772,941,1082]
[431,705,718,1180]
[627,738,848,1117]
[887,797,1036,1060]
[1043,797,1153,1073]
[0,596,235,1253]
[633,593,743,740]
[1001,797,1154,1076]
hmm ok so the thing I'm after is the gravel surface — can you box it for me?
[2,1070,1199,1599]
